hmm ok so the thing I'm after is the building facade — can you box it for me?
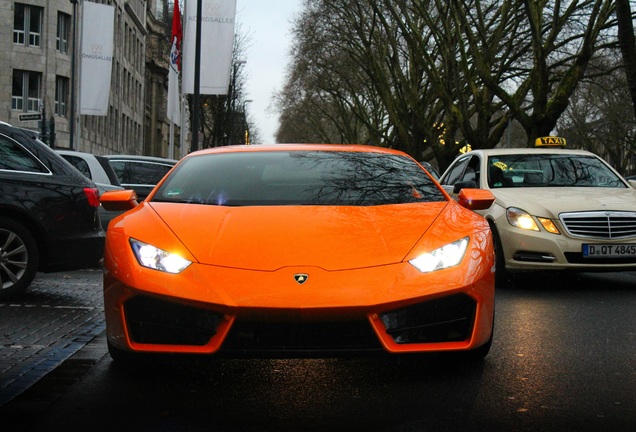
[0,0,174,157]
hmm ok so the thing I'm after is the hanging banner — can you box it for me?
[167,0,183,125]
[79,2,115,115]
[182,0,237,95]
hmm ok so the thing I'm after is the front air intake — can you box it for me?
[124,295,223,346]
[380,294,476,344]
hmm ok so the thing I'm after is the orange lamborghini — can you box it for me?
[100,144,496,363]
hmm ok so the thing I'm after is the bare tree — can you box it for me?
[380,0,619,165]
[616,0,636,120]
[557,54,636,174]
[277,0,623,170]
[276,1,391,145]
[188,21,256,148]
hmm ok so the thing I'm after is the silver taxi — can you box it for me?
[438,137,636,287]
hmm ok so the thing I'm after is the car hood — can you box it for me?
[491,187,636,217]
[144,202,452,271]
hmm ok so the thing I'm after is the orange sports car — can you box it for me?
[100,144,496,363]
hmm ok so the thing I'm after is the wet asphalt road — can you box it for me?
[0,270,635,431]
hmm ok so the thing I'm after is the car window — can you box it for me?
[440,156,470,185]
[487,154,626,188]
[488,164,513,188]
[154,151,446,206]
[61,155,92,179]
[95,156,121,186]
[0,135,48,174]
[460,156,481,185]
[109,160,173,186]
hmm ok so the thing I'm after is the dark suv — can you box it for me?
[0,122,105,299]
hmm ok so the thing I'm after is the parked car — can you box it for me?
[0,122,105,300]
[438,137,636,289]
[104,155,178,201]
[56,150,125,227]
[100,144,496,364]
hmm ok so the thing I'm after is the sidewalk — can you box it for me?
[0,269,107,407]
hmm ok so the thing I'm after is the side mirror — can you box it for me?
[457,188,495,211]
[453,180,477,194]
[100,189,139,211]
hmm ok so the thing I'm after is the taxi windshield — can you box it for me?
[487,154,626,188]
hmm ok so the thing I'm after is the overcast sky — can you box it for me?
[236,0,303,144]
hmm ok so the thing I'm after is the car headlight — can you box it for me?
[506,207,539,231]
[538,217,560,234]
[409,237,469,273]
[130,239,191,274]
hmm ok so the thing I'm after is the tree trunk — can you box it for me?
[616,0,636,120]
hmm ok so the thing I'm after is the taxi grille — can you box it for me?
[560,211,636,239]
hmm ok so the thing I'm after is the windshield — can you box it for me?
[487,154,626,188]
[153,151,446,206]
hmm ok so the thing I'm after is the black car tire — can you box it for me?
[489,222,512,289]
[0,217,39,300]
[465,326,494,360]
[107,340,134,364]
[107,340,185,370]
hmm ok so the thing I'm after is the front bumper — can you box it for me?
[103,247,495,357]
[495,218,636,272]
[114,292,480,357]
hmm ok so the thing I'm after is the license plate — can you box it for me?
[582,244,636,258]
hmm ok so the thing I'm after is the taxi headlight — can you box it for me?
[130,239,191,274]
[506,207,539,231]
[409,237,469,273]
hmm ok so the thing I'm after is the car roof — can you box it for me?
[185,143,413,158]
[56,150,123,187]
[104,154,179,163]
[461,147,595,157]
[0,121,40,138]
[0,125,95,185]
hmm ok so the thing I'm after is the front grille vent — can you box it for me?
[380,294,476,344]
[560,211,636,239]
[124,295,222,346]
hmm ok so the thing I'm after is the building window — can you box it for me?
[57,12,71,54]
[13,3,43,47]
[55,76,69,116]
[12,70,41,112]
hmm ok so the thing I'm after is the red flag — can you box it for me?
[167,1,182,125]
[170,1,182,71]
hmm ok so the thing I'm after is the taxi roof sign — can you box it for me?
[535,136,566,147]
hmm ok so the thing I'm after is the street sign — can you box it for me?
[19,113,42,121]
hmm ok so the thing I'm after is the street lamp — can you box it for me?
[228,59,246,145]
[69,0,78,150]
[191,0,203,152]
[243,99,252,144]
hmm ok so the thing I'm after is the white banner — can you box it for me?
[79,2,115,115]
[183,0,237,95]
